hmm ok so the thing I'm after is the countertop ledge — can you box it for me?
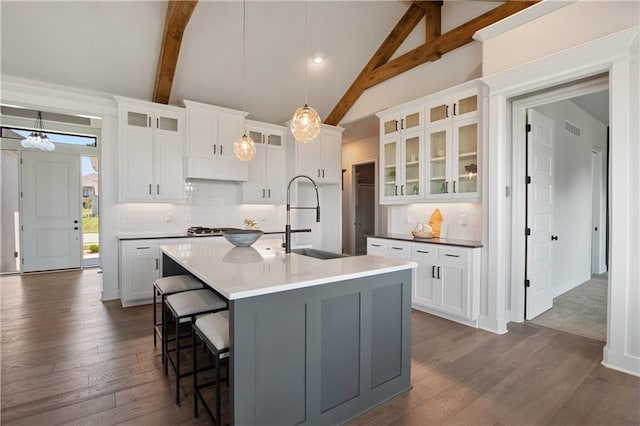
[119,229,288,241]
[368,233,483,248]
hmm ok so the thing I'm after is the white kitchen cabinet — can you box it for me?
[243,120,286,204]
[379,104,424,137]
[183,100,249,181]
[380,130,424,203]
[425,83,481,200]
[295,125,342,184]
[117,98,185,202]
[367,237,481,325]
[119,238,179,307]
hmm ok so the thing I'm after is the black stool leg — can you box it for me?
[153,287,157,346]
[215,352,221,424]
[175,316,181,404]
[193,328,199,418]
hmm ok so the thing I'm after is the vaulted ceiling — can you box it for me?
[1,1,536,140]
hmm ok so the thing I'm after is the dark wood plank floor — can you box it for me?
[1,270,638,425]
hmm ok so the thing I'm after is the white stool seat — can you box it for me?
[166,289,226,318]
[155,275,203,295]
[195,311,230,351]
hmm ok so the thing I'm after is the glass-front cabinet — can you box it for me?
[380,106,423,138]
[381,131,423,203]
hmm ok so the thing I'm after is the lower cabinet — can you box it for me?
[119,238,188,307]
[367,237,481,325]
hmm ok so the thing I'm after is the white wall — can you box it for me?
[482,1,640,77]
[387,202,482,241]
[534,100,607,297]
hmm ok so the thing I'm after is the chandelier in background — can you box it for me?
[21,111,55,151]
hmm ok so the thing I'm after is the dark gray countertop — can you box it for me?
[367,233,483,248]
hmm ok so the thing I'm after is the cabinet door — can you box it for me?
[385,241,411,260]
[425,123,451,199]
[266,147,286,203]
[452,117,479,198]
[438,260,469,318]
[127,253,160,301]
[320,130,341,184]
[381,137,399,201]
[187,107,217,158]
[243,145,267,203]
[414,259,438,308]
[121,128,154,201]
[426,96,452,127]
[297,137,322,179]
[402,132,422,198]
[218,113,245,160]
[155,132,185,201]
[366,238,387,256]
[452,90,479,121]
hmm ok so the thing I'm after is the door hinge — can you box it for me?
[526,124,532,132]
[20,191,23,198]
[526,176,531,184]
[525,279,531,288]
[14,251,18,258]
[525,227,531,236]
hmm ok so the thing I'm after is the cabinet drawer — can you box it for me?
[411,244,437,262]
[367,238,388,252]
[386,241,411,260]
[438,247,469,263]
[123,242,159,255]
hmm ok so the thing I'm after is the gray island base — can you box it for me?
[161,239,414,425]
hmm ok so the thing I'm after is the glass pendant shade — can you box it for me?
[21,112,55,151]
[234,133,256,161]
[290,104,321,143]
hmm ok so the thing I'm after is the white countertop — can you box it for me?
[160,239,416,300]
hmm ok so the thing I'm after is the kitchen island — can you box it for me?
[160,238,416,425]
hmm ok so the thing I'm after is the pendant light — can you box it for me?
[21,111,55,151]
[290,1,321,144]
[233,0,256,161]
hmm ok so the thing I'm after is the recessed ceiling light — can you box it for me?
[311,52,325,64]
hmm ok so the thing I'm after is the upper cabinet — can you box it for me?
[376,80,483,204]
[117,97,185,203]
[242,120,287,204]
[295,125,343,185]
[183,100,249,181]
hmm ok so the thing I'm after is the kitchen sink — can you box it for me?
[291,248,349,260]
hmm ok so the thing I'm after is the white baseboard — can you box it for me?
[101,288,120,301]
[603,346,640,377]
[478,314,509,334]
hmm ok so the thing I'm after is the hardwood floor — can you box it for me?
[1,270,638,425]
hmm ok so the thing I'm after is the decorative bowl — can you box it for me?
[411,230,434,239]
[222,229,264,247]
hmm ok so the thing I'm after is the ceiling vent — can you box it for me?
[564,120,581,137]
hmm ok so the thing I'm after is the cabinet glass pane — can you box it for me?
[383,141,397,196]
[249,130,264,144]
[127,111,149,128]
[268,133,282,147]
[404,112,420,130]
[158,116,178,132]
[383,119,398,135]
[457,95,477,116]
[404,136,420,195]
[429,104,448,123]
[429,130,447,195]
[457,123,478,194]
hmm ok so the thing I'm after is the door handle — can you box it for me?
[74,227,79,230]
[551,235,559,241]
[74,220,79,224]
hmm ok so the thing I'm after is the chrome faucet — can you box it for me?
[285,175,320,253]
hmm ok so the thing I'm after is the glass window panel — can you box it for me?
[404,112,420,129]
[383,119,398,135]
[457,95,477,115]
[429,104,447,123]
[157,116,178,132]
[1,127,97,147]
[127,111,148,127]
[268,133,282,147]
[457,123,477,155]
[249,130,264,144]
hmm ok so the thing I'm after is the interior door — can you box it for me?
[21,151,81,272]
[526,109,555,320]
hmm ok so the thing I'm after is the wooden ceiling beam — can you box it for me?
[325,0,539,125]
[423,1,442,43]
[324,3,426,126]
[152,0,198,104]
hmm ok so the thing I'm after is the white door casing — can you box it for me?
[526,109,555,320]
[21,151,81,272]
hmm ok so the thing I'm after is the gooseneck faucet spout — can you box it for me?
[285,175,320,253]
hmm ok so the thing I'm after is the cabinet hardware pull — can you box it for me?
[391,247,403,250]
[322,169,325,178]
[445,254,460,258]
[148,184,152,194]
[262,189,265,198]
[155,258,159,270]
[318,169,321,178]
[220,144,223,155]
[453,103,457,116]
[453,181,457,193]
[432,265,436,278]
[156,118,159,128]
[213,144,217,155]
[395,120,399,132]
[148,117,151,127]
[401,118,405,129]
[268,189,271,198]
[445,181,449,193]
[157,184,160,195]
[401,185,404,195]
[445,105,449,118]
[74,226,79,230]
[395,185,398,196]
[417,250,429,254]
[372,244,381,247]
[437,266,441,279]
[551,235,559,241]
[137,246,151,250]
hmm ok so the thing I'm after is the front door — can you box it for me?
[526,109,555,320]
[21,151,81,272]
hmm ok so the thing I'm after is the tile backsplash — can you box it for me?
[118,180,285,235]
[387,202,482,241]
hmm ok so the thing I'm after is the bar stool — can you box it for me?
[164,289,227,404]
[192,310,230,425]
[153,275,204,346]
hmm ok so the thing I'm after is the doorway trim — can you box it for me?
[482,27,639,376]
[349,158,378,255]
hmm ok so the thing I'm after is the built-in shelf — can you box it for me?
[430,176,446,181]
[405,160,420,166]
[458,151,477,158]
[430,156,446,162]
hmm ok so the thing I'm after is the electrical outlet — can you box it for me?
[404,214,411,224]
[460,214,468,226]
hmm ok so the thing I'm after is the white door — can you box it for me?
[526,109,555,320]
[21,151,81,272]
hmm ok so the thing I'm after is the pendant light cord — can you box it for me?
[304,0,308,105]
[242,0,247,113]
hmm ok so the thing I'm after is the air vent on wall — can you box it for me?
[564,120,581,137]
